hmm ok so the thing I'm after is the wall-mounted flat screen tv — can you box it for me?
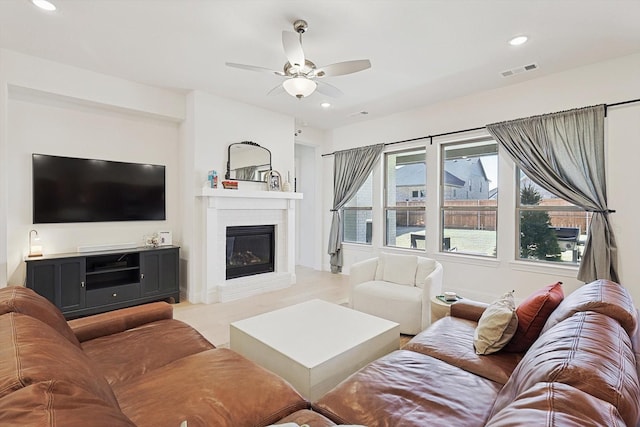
[33,154,166,223]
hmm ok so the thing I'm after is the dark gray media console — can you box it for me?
[25,246,180,319]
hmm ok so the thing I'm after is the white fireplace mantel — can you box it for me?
[197,188,303,303]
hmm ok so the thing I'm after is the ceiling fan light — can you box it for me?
[283,77,317,99]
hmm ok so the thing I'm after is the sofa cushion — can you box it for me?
[486,382,626,427]
[490,311,640,427]
[474,292,518,355]
[0,380,135,427]
[313,350,502,427]
[81,318,215,385]
[541,279,637,336]
[0,286,81,348]
[0,313,119,409]
[503,282,564,353]
[374,253,418,286]
[113,348,308,427]
[405,316,523,384]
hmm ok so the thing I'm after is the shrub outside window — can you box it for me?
[441,140,498,256]
[342,173,373,244]
[384,149,426,249]
[517,169,590,264]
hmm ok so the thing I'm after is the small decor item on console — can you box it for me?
[158,231,172,246]
[222,180,239,190]
[28,229,44,257]
[144,233,160,248]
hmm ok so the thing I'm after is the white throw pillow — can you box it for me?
[381,253,418,286]
[474,292,518,355]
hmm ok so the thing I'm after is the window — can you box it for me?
[384,149,426,249]
[441,140,498,256]
[342,173,373,244]
[517,169,590,264]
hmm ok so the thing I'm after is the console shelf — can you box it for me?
[25,246,180,319]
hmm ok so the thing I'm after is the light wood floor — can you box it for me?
[173,266,350,347]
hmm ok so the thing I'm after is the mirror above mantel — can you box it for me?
[225,141,272,182]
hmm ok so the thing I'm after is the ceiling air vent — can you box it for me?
[500,63,539,78]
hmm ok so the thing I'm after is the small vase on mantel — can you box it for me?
[282,171,292,192]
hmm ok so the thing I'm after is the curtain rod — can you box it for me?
[321,97,640,157]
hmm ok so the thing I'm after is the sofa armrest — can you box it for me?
[69,301,173,342]
[421,262,444,329]
[450,299,489,322]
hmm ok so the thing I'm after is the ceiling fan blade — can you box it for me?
[226,62,285,76]
[316,80,344,98]
[282,31,305,68]
[266,83,285,96]
[315,59,371,77]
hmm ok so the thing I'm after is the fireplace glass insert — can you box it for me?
[226,225,275,280]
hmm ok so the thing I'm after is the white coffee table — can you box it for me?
[230,299,400,401]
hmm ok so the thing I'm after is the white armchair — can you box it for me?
[349,253,443,335]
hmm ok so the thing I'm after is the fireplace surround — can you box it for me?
[196,188,303,303]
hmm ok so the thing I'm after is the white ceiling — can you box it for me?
[1,0,639,130]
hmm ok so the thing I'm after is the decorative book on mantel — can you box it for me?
[222,180,239,190]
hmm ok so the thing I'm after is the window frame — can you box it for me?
[515,167,589,265]
[383,147,427,250]
[341,172,374,245]
[439,138,499,257]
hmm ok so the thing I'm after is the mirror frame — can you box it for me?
[225,141,272,182]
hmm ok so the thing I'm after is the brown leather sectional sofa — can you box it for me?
[1,280,639,427]
[314,279,640,426]
[0,286,335,427]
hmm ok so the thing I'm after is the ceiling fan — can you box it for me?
[226,19,371,99]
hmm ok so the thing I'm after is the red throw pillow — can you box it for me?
[503,282,564,352]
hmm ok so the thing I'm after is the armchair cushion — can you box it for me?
[375,253,418,286]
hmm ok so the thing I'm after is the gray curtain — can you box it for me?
[487,104,618,283]
[328,144,384,273]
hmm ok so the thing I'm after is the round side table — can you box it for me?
[430,295,457,324]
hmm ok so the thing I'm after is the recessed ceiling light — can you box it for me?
[509,35,528,46]
[31,0,56,11]
[321,102,331,108]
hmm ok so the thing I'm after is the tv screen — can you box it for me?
[33,154,166,223]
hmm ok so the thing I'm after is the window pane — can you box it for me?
[344,173,373,208]
[386,149,426,207]
[343,209,373,244]
[385,149,426,249]
[440,140,498,257]
[342,173,373,244]
[385,209,425,249]
[519,171,576,207]
[518,169,588,264]
[519,209,590,263]
[443,141,497,206]
[442,210,497,256]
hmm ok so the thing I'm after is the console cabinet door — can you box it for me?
[26,258,85,312]
[140,248,179,297]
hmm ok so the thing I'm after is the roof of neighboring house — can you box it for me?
[395,159,489,187]
[445,158,489,183]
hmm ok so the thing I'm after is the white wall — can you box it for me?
[0,50,298,302]
[0,49,185,288]
[324,53,640,305]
